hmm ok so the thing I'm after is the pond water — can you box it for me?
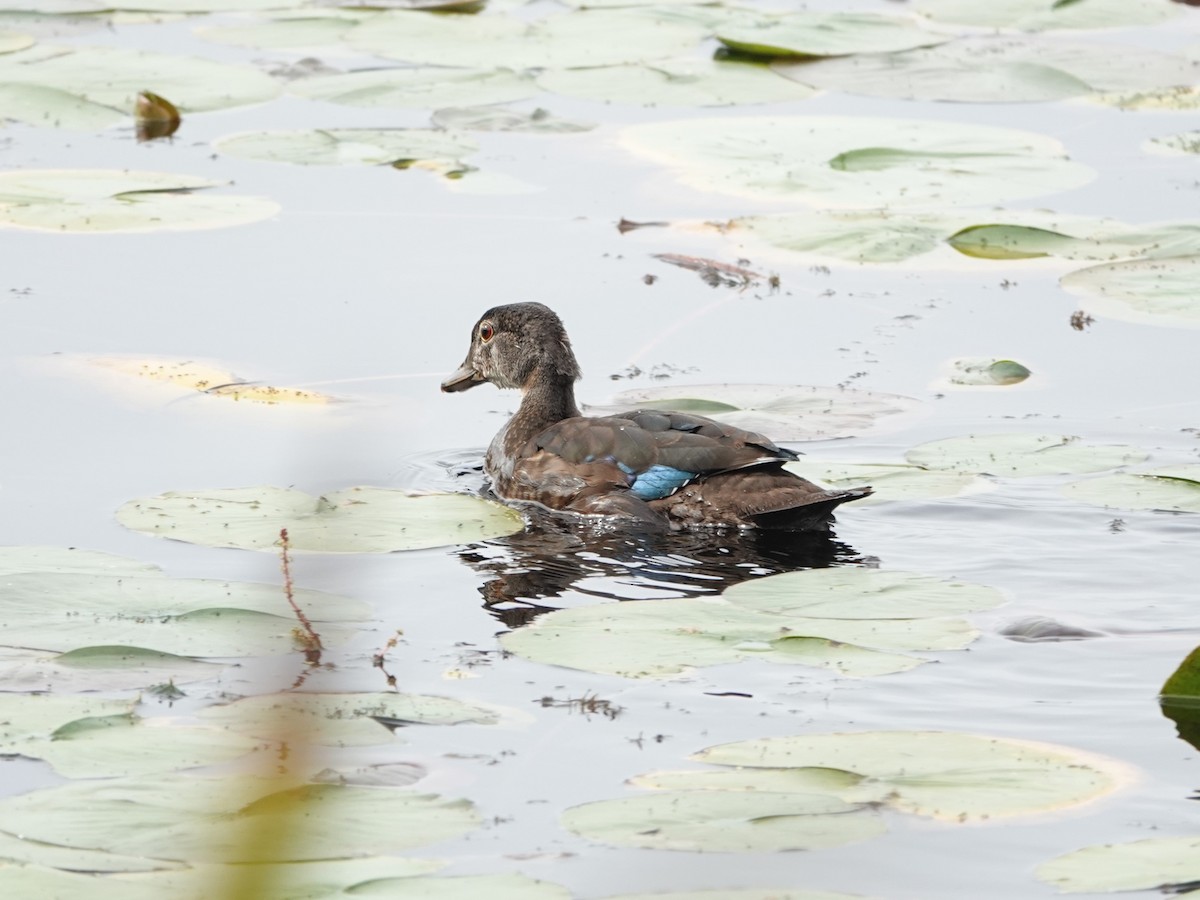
[1,0,1199,898]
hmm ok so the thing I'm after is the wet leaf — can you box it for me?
[0,645,223,693]
[905,433,1147,476]
[592,383,922,441]
[116,485,525,553]
[1062,464,1200,513]
[562,790,885,852]
[716,12,947,59]
[696,731,1132,821]
[0,169,278,234]
[916,0,1179,30]
[945,357,1032,386]
[89,356,335,404]
[214,128,478,167]
[538,58,815,107]
[0,776,480,864]
[1036,835,1200,893]
[724,568,1004,620]
[619,116,1094,209]
[1162,645,1200,698]
[1061,254,1200,327]
[200,692,500,746]
[289,66,537,108]
[431,105,594,133]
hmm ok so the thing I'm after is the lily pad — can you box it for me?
[0,44,278,116]
[0,545,161,576]
[723,568,1004,620]
[778,36,1198,102]
[562,790,885,852]
[0,775,481,864]
[619,116,1094,209]
[1163,645,1200,699]
[214,128,478,167]
[0,694,134,752]
[90,356,335,404]
[915,0,1179,31]
[1147,130,1200,155]
[0,29,32,52]
[0,645,223,693]
[195,10,369,51]
[199,692,499,745]
[1036,835,1200,893]
[1061,254,1200,327]
[696,731,1131,821]
[116,486,525,553]
[500,596,959,679]
[716,12,947,59]
[0,170,279,234]
[1095,85,1200,111]
[0,82,124,129]
[538,59,815,107]
[1062,464,1200,513]
[431,105,594,133]
[734,209,955,264]
[347,9,703,69]
[948,222,1200,261]
[944,357,1032,386]
[347,874,572,899]
[630,767,889,802]
[905,433,1147,476]
[289,67,537,108]
[592,383,921,441]
[784,460,989,504]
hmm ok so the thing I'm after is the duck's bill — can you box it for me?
[440,364,484,393]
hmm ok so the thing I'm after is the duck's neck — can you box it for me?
[489,367,580,475]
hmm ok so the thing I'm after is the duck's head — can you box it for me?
[441,302,582,393]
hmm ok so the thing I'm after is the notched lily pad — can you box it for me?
[117,485,525,553]
[1061,254,1200,328]
[905,433,1147,476]
[591,383,922,441]
[716,12,947,59]
[1062,464,1200,513]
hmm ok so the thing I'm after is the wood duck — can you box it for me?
[441,302,871,532]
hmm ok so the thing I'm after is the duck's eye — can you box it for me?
[479,322,495,342]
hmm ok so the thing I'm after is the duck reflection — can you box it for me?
[456,506,865,629]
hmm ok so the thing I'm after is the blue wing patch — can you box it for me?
[629,464,695,500]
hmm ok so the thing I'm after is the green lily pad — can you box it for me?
[538,58,815,107]
[1148,130,1200,155]
[117,486,524,552]
[723,568,1004,620]
[905,433,1147,476]
[1036,835,1200,893]
[592,383,921,441]
[696,731,1132,821]
[778,36,1196,102]
[734,209,955,264]
[944,357,1033,386]
[562,790,885,852]
[289,66,537,108]
[431,105,594,133]
[0,29,33,52]
[0,694,134,752]
[0,864,163,900]
[348,9,703,69]
[0,44,278,116]
[619,116,1094,209]
[716,12,946,59]
[915,0,1179,31]
[1095,85,1200,111]
[500,598,932,679]
[199,692,500,745]
[948,222,1200,261]
[0,645,223,693]
[195,10,369,50]
[0,775,481,864]
[0,545,161,576]
[1163,645,1200,699]
[347,874,572,899]
[1061,254,1200,327]
[630,766,885,800]
[784,460,989,504]
[0,169,279,234]
[0,568,368,657]
[213,129,478,167]
[1062,464,1200,513]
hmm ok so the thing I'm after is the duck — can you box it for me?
[441,302,871,532]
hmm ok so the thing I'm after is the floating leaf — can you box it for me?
[592,383,921,441]
[944,357,1032,386]
[630,766,880,799]
[348,9,703,69]
[0,546,161,576]
[89,356,335,404]
[778,36,1197,102]
[1036,835,1200,893]
[289,66,537,108]
[0,776,481,864]
[734,209,954,263]
[347,874,571,899]
[716,12,947,58]
[1061,254,1200,327]
[0,169,278,234]
[619,116,1094,209]
[501,602,931,681]
[538,58,815,107]
[916,0,1179,30]
[134,89,179,141]
[431,105,594,133]
[724,568,1005,620]
[117,486,524,553]
[195,10,369,50]
[0,29,34,53]
[784,460,989,504]
[696,731,1131,821]
[0,81,125,128]
[905,433,1147,476]
[200,692,500,746]
[1148,130,1200,155]
[0,645,223,693]
[1163,645,1200,699]
[0,694,134,753]
[948,222,1200,261]
[1095,85,1200,110]
[1062,464,1200,513]
[562,790,885,852]
[214,128,478,167]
